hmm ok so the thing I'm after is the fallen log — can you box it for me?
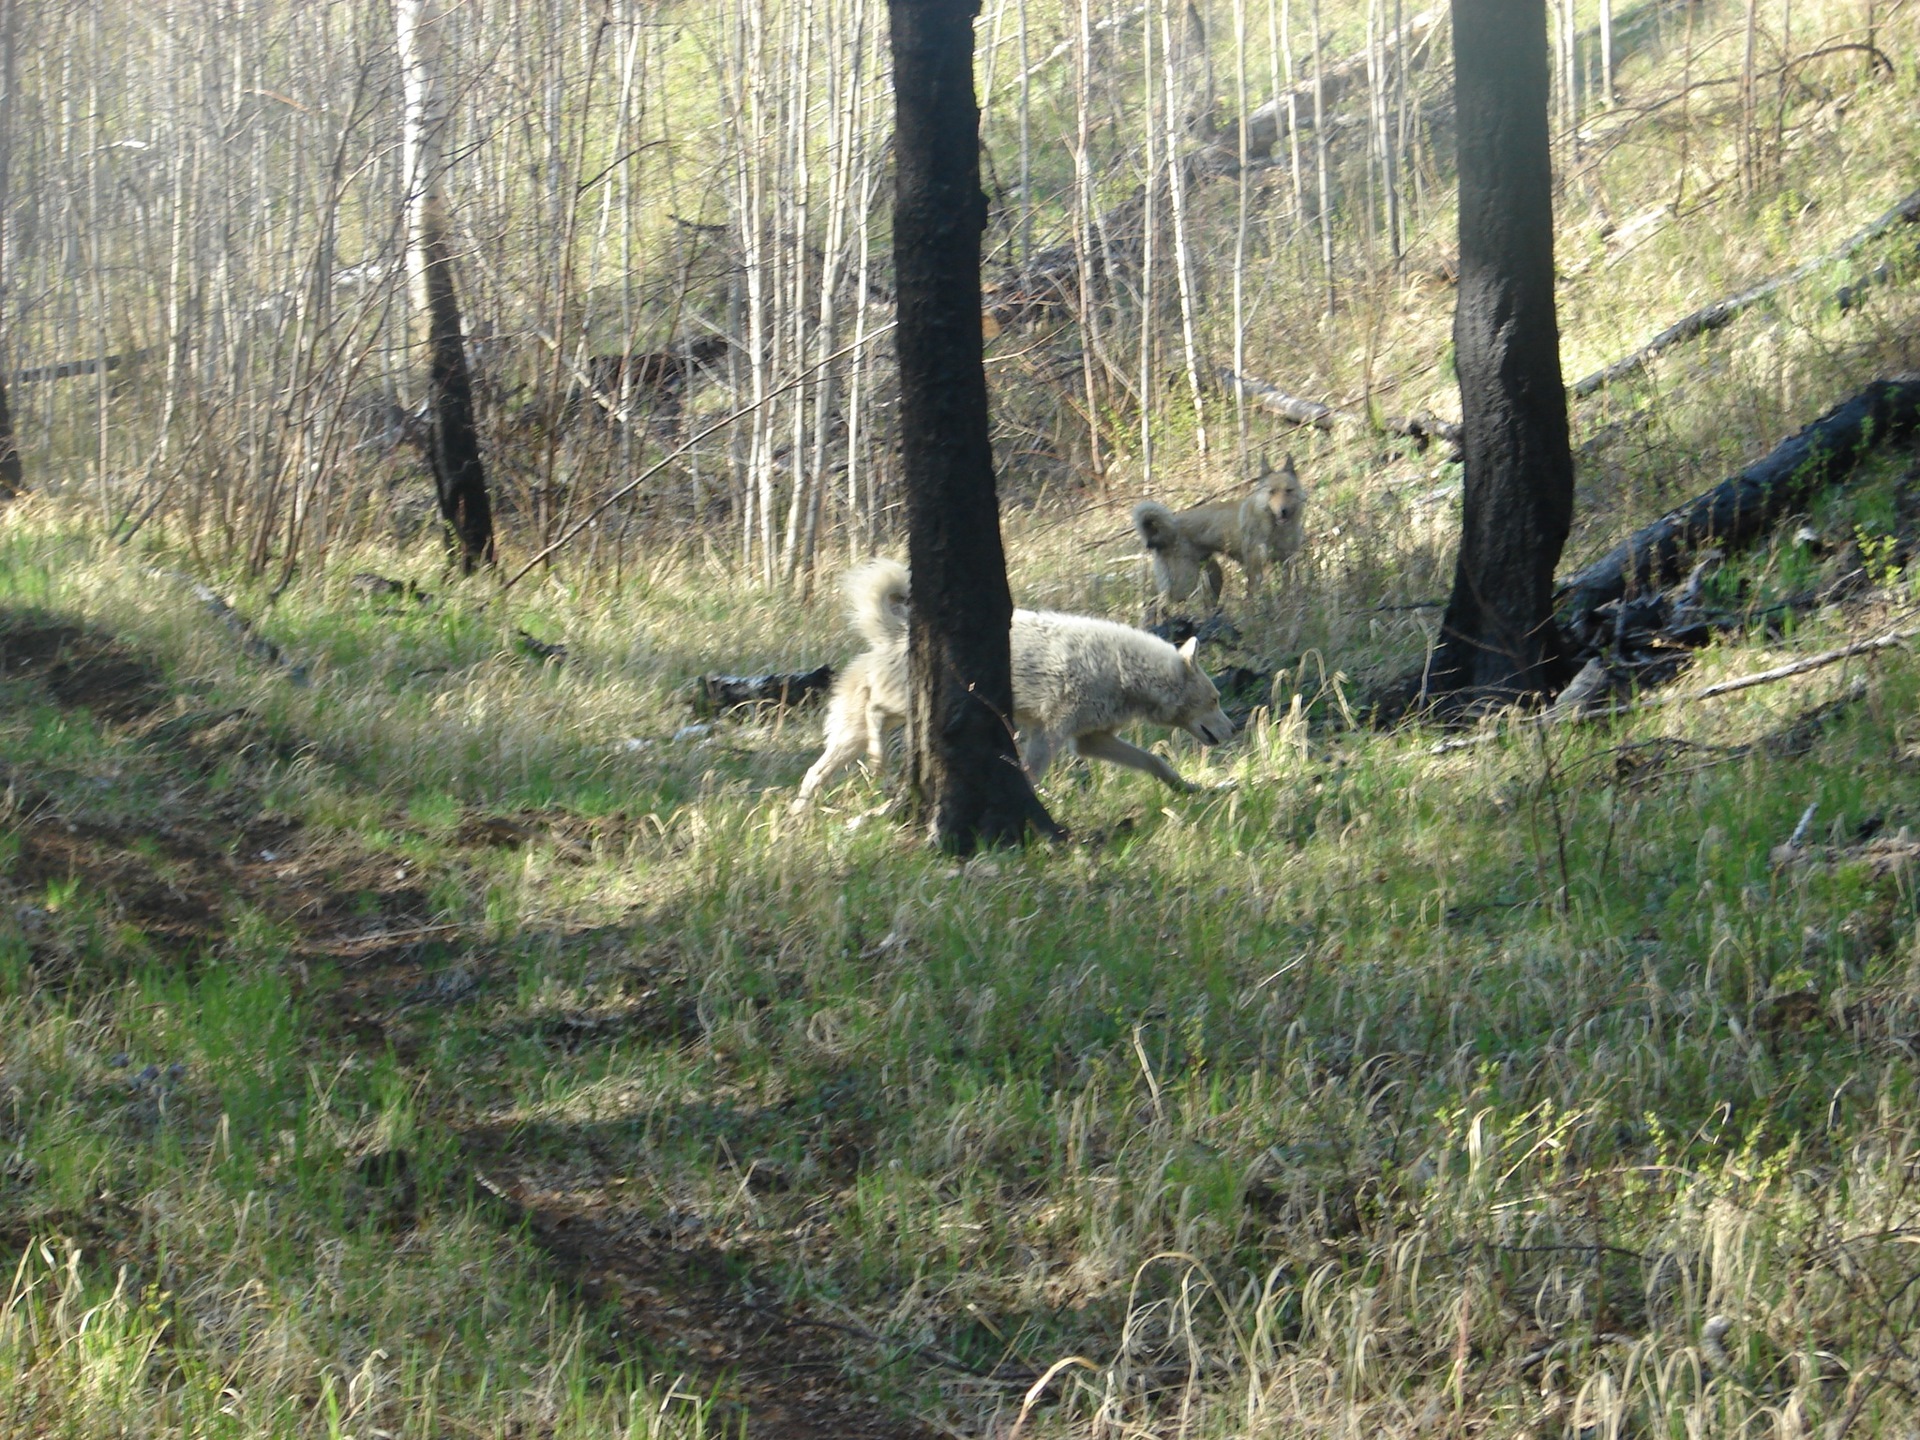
[983,15,1441,329]
[1431,626,1914,755]
[151,568,310,685]
[690,665,835,716]
[12,347,156,386]
[1218,366,1462,448]
[1570,186,1920,399]
[1555,375,1920,626]
[1230,10,1442,162]
[1218,368,1337,429]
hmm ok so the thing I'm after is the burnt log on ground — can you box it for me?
[151,568,309,685]
[1219,366,1463,449]
[1569,186,1920,399]
[1555,375,1920,629]
[691,665,836,717]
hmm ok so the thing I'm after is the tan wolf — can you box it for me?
[791,559,1234,810]
[1131,455,1308,607]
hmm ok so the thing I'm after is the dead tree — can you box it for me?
[1556,376,1920,627]
[398,0,493,573]
[1424,0,1574,707]
[890,0,1063,853]
[0,0,20,501]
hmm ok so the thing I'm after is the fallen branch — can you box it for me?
[689,665,835,716]
[1570,186,1920,398]
[1555,375,1920,624]
[1228,10,1442,162]
[1217,366,1462,447]
[152,568,309,685]
[11,347,156,385]
[1431,622,1917,754]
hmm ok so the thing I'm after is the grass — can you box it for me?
[7,438,1920,1435]
[1,0,1919,1433]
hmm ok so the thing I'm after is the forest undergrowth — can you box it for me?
[9,403,1920,1438]
[2,0,1920,1433]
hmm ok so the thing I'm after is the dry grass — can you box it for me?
[1,0,1918,1435]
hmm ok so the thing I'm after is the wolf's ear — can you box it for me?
[1177,636,1199,663]
[1281,454,1297,476]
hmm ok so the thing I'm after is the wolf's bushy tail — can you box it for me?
[1132,500,1178,551]
[843,558,909,647]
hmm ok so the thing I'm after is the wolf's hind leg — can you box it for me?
[863,702,895,769]
[1199,558,1225,608]
[793,728,874,810]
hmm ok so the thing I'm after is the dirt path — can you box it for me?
[0,610,948,1440]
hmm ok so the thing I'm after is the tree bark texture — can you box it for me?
[0,379,20,500]
[1556,376,1920,624]
[1427,0,1573,703]
[0,0,20,500]
[398,0,493,573]
[421,220,493,571]
[890,0,1061,853]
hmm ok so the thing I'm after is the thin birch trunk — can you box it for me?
[1364,0,1379,260]
[1276,0,1302,251]
[1232,0,1249,459]
[0,0,21,499]
[1017,0,1032,264]
[1072,0,1105,479]
[1741,0,1759,192]
[1160,1,1210,452]
[1139,0,1158,484]
[1312,0,1333,316]
[1599,0,1613,107]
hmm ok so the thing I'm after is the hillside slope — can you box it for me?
[0,0,1918,1435]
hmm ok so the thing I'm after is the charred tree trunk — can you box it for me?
[398,0,493,573]
[420,236,492,571]
[1424,0,1573,707]
[0,378,19,501]
[0,0,20,501]
[890,0,1062,854]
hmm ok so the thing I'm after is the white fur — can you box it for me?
[792,559,1234,810]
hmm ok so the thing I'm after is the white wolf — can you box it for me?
[791,559,1234,810]
[1132,454,1308,607]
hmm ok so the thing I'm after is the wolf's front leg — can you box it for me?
[1019,729,1059,783]
[1073,731,1196,793]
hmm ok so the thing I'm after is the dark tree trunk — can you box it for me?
[0,379,20,500]
[1424,0,1574,706]
[890,0,1062,854]
[0,0,19,501]
[420,224,493,573]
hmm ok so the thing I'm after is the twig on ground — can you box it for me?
[1432,623,1918,755]
[151,568,309,685]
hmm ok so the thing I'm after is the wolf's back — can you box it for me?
[844,558,910,648]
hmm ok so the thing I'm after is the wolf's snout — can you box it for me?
[1191,710,1235,746]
